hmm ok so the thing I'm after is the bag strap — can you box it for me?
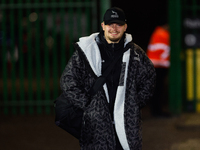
[88,42,134,96]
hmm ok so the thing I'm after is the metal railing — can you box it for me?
[0,0,101,115]
[169,0,200,114]
[182,0,200,113]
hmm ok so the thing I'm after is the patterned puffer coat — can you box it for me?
[60,33,156,150]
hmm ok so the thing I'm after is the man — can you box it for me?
[60,7,156,150]
[146,24,170,117]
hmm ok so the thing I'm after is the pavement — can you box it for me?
[1,107,200,150]
[170,113,200,150]
[142,108,200,150]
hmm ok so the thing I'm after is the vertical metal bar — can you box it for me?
[186,49,194,101]
[100,0,111,24]
[68,0,74,56]
[10,0,17,115]
[193,49,197,112]
[92,0,98,32]
[182,0,187,102]
[1,0,8,115]
[196,49,200,112]
[35,0,42,114]
[192,0,197,113]
[77,0,82,38]
[43,0,50,114]
[50,0,59,114]
[169,0,182,114]
[85,0,91,35]
[27,0,34,114]
[60,0,67,71]
[18,0,25,114]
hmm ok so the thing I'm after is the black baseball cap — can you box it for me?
[103,7,127,25]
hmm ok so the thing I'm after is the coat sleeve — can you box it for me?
[135,48,156,108]
[60,50,91,110]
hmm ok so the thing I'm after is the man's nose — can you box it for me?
[111,24,118,29]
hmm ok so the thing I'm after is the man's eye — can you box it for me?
[109,24,122,27]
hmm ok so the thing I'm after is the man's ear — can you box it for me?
[124,24,127,32]
[101,22,105,31]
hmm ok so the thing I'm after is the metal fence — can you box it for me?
[0,0,105,115]
[169,0,200,114]
[182,0,200,113]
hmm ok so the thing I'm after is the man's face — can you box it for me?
[101,22,127,43]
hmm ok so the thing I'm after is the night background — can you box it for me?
[112,0,168,50]
[1,0,200,150]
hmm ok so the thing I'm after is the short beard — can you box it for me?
[108,37,121,43]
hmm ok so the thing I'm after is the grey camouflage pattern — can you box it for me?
[60,43,156,150]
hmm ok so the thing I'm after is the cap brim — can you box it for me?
[105,20,126,25]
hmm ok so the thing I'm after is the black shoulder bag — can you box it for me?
[54,42,133,139]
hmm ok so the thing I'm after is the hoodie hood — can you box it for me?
[77,32,132,77]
